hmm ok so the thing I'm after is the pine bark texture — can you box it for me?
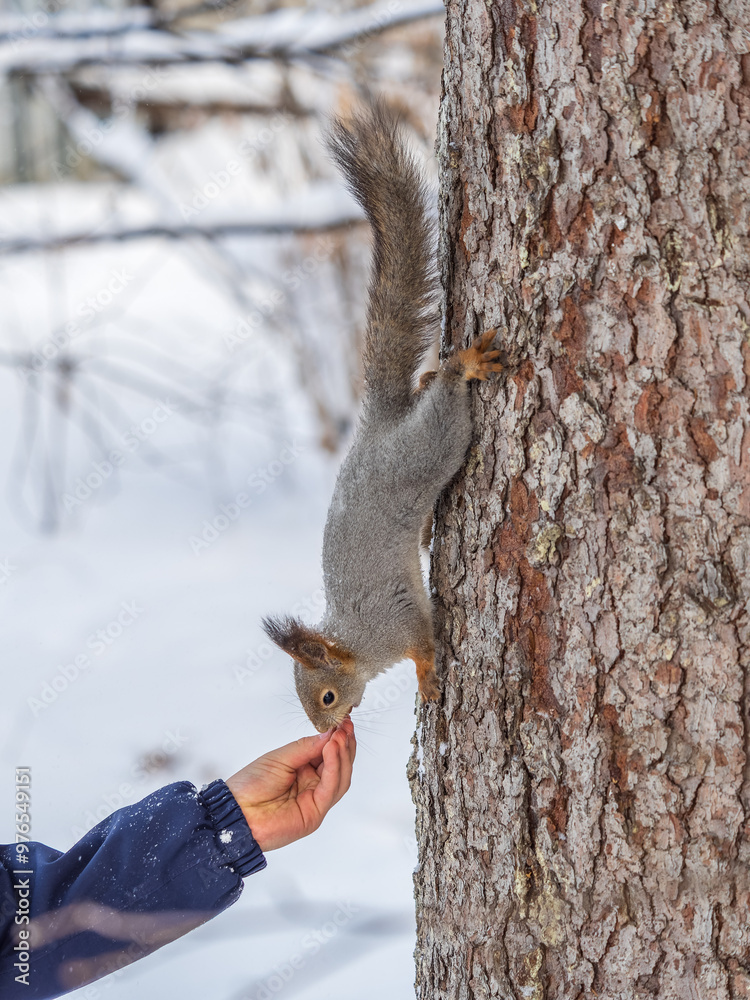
[409,2,750,999]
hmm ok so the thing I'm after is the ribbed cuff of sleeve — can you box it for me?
[198,779,267,878]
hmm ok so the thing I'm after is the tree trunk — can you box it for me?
[409,3,750,998]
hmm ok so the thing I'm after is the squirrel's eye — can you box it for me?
[323,691,335,706]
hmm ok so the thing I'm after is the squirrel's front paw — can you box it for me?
[455,329,503,382]
[409,646,441,702]
[419,671,441,702]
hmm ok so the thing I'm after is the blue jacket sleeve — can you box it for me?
[0,779,266,1000]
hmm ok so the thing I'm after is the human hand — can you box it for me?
[226,718,356,852]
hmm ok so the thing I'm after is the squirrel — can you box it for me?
[261,103,501,732]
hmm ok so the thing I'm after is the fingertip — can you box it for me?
[308,731,333,760]
[322,730,340,760]
[317,736,342,808]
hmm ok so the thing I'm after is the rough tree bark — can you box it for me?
[409,2,750,998]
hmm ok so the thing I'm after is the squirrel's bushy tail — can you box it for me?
[326,102,437,418]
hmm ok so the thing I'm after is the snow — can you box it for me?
[0,369,421,998]
[415,723,425,778]
[0,192,419,999]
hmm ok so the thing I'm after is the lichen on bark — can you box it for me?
[409,2,750,998]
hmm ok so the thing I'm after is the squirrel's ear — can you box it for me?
[261,615,300,653]
[261,616,353,672]
[297,638,349,670]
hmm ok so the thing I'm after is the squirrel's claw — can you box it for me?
[418,672,441,702]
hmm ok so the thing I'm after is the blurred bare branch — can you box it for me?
[0,216,365,256]
[0,0,444,74]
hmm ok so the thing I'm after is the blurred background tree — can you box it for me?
[0,0,443,529]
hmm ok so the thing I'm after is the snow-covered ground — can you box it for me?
[0,196,421,998]
[0,374,421,1000]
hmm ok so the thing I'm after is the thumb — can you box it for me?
[263,731,333,770]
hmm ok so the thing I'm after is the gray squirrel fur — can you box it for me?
[262,103,501,732]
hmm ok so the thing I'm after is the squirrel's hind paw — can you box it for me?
[454,329,504,382]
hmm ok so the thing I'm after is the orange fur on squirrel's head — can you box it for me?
[261,616,364,732]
